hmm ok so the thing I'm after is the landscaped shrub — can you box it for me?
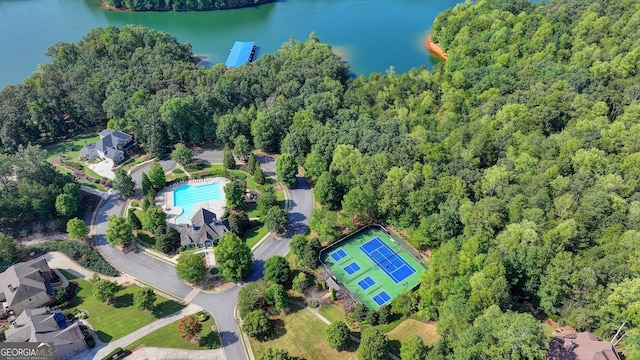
[30,241,119,276]
[64,161,84,170]
[172,168,184,174]
[210,168,225,177]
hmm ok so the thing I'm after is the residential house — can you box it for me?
[179,208,230,248]
[81,129,135,164]
[0,259,55,316]
[547,331,621,360]
[5,307,87,360]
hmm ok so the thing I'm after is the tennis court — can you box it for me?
[320,226,426,310]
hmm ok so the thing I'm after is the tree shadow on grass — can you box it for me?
[259,318,285,342]
[199,331,221,349]
[95,330,113,343]
[112,293,133,308]
[152,300,184,318]
[388,339,401,357]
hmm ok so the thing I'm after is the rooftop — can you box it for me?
[225,41,256,68]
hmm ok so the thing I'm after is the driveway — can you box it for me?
[92,151,314,360]
[88,160,115,179]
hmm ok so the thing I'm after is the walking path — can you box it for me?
[92,303,203,360]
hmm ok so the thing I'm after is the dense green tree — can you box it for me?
[105,215,133,247]
[325,321,351,350]
[134,287,156,311]
[55,193,77,217]
[257,186,278,215]
[263,256,291,285]
[357,327,389,360]
[258,348,291,360]
[242,310,271,339]
[154,225,181,254]
[303,151,327,184]
[143,206,167,233]
[223,145,236,170]
[264,206,288,234]
[247,153,260,176]
[0,233,19,263]
[234,135,251,162]
[215,232,252,282]
[92,279,119,304]
[224,181,246,210]
[276,153,298,187]
[292,272,308,293]
[314,171,341,210]
[127,208,142,230]
[400,335,428,360]
[228,211,250,236]
[66,218,89,240]
[176,252,206,283]
[148,162,166,189]
[171,143,192,166]
[141,172,152,196]
[112,168,135,198]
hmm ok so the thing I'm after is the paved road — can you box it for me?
[130,159,176,185]
[93,152,314,360]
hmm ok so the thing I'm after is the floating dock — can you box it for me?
[225,41,257,68]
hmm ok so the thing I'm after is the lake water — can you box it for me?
[0,0,461,88]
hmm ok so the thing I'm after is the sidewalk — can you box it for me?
[92,303,203,360]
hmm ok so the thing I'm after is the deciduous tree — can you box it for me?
[66,218,89,240]
[148,162,166,189]
[224,180,246,210]
[177,315,202,342]
[242,309,271,339]
[263,256,291,285]
[92,279,119,304]
[106,215,133,247]
[276,153,298,187]
[264,206,288,234]
[234,135,251,162]
[176,253,206,283]
[171,143,192,166]
[134,287,156,311]
[357,327,389,360]
[223,145,236,170]
[325,321,351,350]
[400,335,427,360]
[215,232,253,282]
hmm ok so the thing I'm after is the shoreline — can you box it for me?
[101,0,275,12]
[425,33,448,61]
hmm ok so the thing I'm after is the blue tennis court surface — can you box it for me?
[358,276,376,290]
[372,291,391,306]
[360,237,416,283]
[344,262,361,275]
[331,249,347,261]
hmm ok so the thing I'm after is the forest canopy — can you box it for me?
[103,0,274,12]
[1,0,640,356]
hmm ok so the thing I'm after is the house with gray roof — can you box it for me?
[81,129,135,164]
[5,307,87,360]
[0,259,55,316]
[179,208,230,248]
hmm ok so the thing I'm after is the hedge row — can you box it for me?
[30,241,119,276]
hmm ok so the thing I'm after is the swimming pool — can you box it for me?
[173,182,223,222]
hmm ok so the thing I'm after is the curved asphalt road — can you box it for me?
[94,152,313,360]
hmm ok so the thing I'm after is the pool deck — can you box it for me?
[155,177,230,225]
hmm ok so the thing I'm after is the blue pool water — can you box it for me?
[173,182,223,223]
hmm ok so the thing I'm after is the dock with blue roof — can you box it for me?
[225,41,257,68]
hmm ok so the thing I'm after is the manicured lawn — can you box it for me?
[125,312,220,351]
[543,323,555,337]
[318,305,344,324]
[245,202,260,218]
[45,134,99,161]
[83,166,104,181]
[386,319,439,356]
[244,224,269,249]
[62,271,185,343]
[249,307,358,360]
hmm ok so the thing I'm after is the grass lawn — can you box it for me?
[83,166,105,181]
[45,134,100,161]
[250,307,358,360]
[62,271,185,343]
[543,323,555,337]
[244,202,260,218]
[125,312,220,351]
[318,305,344,324]
[244,224,269,249]
[386,319,439,356]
